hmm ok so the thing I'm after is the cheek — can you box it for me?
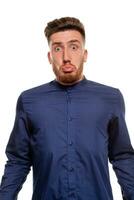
[52,54,62,65]
[72,54,84,65]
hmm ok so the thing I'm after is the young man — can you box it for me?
[0,17,134,200]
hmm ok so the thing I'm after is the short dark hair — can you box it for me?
[44,17,85,43]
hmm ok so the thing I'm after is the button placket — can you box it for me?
[66,89,76,195]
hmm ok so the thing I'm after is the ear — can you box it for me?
[84,49,88,62]
[48,52,52,64]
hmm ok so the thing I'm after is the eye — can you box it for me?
[70,44,78,50]
[55,46,62,52]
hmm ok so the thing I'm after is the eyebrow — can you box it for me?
[68,40,81,44]
[52,40,81,46]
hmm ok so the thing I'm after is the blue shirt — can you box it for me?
[0,76,134,200]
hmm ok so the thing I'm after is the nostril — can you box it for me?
[63,60,71,64]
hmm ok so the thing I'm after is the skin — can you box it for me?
[48,30,88,85]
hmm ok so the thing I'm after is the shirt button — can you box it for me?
[69,141,73,146]
[68,117,72,121]
[68,192,75,199]
[69,166,74,172]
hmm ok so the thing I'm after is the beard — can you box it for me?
[52,62,84,85]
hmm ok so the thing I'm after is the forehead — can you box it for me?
[49,30,84,45]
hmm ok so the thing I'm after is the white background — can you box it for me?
[0,0,134,199]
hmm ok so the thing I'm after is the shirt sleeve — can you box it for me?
[0,93,32,200]
[108,89,134,200]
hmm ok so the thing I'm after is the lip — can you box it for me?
[61,65,76,73]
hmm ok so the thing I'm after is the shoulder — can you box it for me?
[86,79,124,105]
[86,79,125,114]
[19,81,54,98]
[86,79,120,95]
[16,81,55,108]
[16,80,56,111]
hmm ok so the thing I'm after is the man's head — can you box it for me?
[44,17,88,85]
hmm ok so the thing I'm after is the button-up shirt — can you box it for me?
[0,76,134,200]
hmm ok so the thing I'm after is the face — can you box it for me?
[48,30,88,85]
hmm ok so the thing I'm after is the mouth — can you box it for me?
[61,64,76,73]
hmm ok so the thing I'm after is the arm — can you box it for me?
[0,94,32,199]
[108,89,134,200]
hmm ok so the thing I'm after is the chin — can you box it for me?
[58,73,81,84]
[53,65,83,84]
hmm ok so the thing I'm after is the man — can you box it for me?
[0,17,134,200]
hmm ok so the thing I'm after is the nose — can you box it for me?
[63,48,70,63]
